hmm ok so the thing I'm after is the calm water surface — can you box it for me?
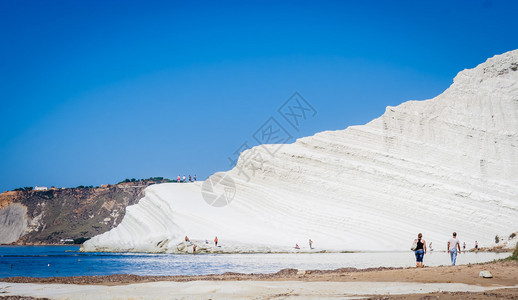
[0,246,511,278]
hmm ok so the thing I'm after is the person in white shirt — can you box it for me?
[447,232,461,265]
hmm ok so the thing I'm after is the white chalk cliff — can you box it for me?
[82,50,518,253]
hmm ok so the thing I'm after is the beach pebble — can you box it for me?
[479,270,493,278]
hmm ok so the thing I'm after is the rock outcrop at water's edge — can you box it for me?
[0,183,151,245]
[82,50,518,253]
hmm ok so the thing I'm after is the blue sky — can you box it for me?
[1,0,517,192]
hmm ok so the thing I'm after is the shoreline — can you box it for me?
[1,243,513,255]
[2,258,516,286]
[1,259,517,299]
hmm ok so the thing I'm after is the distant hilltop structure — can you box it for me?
[0,180,153,245]
[6,177,179,194]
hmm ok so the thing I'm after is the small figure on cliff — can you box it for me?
[294,244,300,249]
[475,241,479,249]
[309,239,313,249]
[214,236,218,247]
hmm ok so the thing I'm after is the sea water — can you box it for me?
[0,246,510,278]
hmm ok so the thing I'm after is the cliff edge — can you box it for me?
[0,182,157,245]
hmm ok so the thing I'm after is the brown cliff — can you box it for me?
[0,182,160,245]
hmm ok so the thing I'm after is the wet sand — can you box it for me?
[1,259,517,299]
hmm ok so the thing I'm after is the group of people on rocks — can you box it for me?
[184,235,219,254]
[185,236,317,254]
[294,239,313,250]
[184,232,482,260]
[413,232,481,267]
[177,175,196,183]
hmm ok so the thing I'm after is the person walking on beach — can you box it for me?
[183,175,186,182]
[413,233,427,267]
[447,232,461,266]
[309,239,313,249]
[177,175,181,183]
[194,175,197,181]
[475,241,478,249]
[214,236,218,247]
[189,175,192,182]
[429,242,433,251]
[463,242,466,250]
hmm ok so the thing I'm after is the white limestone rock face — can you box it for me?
[82,50,518,253]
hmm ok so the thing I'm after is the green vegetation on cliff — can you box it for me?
[118,177,174,184]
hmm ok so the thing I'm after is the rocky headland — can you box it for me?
[0,179,171,245]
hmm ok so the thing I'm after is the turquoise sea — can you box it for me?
[0,246,511,278]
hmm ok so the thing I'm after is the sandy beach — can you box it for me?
[1,259,517,299]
